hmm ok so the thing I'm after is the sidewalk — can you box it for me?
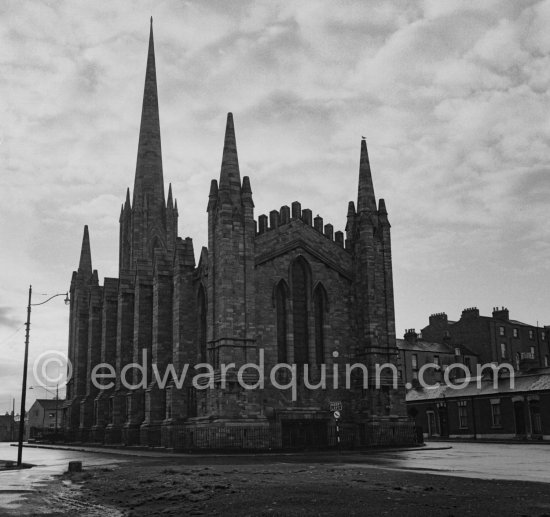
[12,441,451,459]
[0,460,32,471]
[426,437,550,445]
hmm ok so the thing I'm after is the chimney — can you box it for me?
[461,307,480,319]
[429,312,448,328]
[492,306,509,321]
[404,328,418,343]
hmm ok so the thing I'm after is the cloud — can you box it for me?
[0,307,22,331]
[0,0,549,410]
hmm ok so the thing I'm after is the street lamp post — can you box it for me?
[17,286,69,467]
[18,286,32,466]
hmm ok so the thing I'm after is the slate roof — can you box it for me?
[406,368,550,402]
[397,338,477,357]
[34,399,61,410]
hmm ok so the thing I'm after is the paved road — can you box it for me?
[0,440,549,513]
[351,441,550,484]
[0,443,127,513]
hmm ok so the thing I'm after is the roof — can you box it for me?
[397,339,477,357]
[33,399,62,410]
[508,319,536,327]
[406,368,550,402]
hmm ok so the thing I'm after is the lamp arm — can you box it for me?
[31,293,68,306]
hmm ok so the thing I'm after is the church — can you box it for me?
[63,21,415,449]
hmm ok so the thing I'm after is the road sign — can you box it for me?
[330,401,343,412]
[333,410,341,419]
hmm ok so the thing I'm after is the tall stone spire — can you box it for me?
[133,17,165,209]
[78,225,92,275]
[357,138,377,213]
[218,113,242,204]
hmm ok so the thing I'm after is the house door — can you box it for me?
[438,406,449,437]
[427,411,438,436]
[529,401,542,435]
[514,401,526,435]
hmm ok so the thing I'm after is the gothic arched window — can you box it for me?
[313,284,328,364]
[275,281,288,363]
[292,257,310,365]
[197,285,207,363]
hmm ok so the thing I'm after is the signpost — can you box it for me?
[330,401,342,451]
[330,401,343,412]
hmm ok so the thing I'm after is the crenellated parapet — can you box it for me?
[256,202,346,250]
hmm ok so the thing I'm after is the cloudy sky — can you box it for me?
[1,0,550,412]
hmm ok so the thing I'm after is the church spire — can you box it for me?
[167,183,173,209]
[357,138,377,213]
[133,18,165,208]
[218,113,242,204]
[78,225,92,275]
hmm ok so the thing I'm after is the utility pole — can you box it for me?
[17,285,32,466]
[55,384,59,441]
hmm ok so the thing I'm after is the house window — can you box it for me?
[491,400,502,427]
[515,353,521,371]
[411,354,418,370]
[433,355,440,367]
[444,330,450,338]
[530,346,535,357]
[542,331,546,340]
[500,343,506,359]
[48,413,55,418]
[529,330,534,340]
[454,347,461,357]
[545,355,549,367]
[513,328,518,338]
[458,400,468,429]
[499,326,505,336]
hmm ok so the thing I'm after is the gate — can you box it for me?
[281,420,328,449]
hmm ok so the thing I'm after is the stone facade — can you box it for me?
[63,21,413,449]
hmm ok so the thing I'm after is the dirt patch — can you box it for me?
[44,458,550,517]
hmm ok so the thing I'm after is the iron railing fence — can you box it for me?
[51,420,420,450]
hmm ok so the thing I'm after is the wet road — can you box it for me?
[0,443,127,512]
[0,441,549,512]
[351,441,550,484]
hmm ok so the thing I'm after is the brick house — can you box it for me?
[62,20,414,449]
[397,329,478,389]
[27,399,62,439]
[0,413,15,442]
[407,368,550,441]
[421,308,550,369]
